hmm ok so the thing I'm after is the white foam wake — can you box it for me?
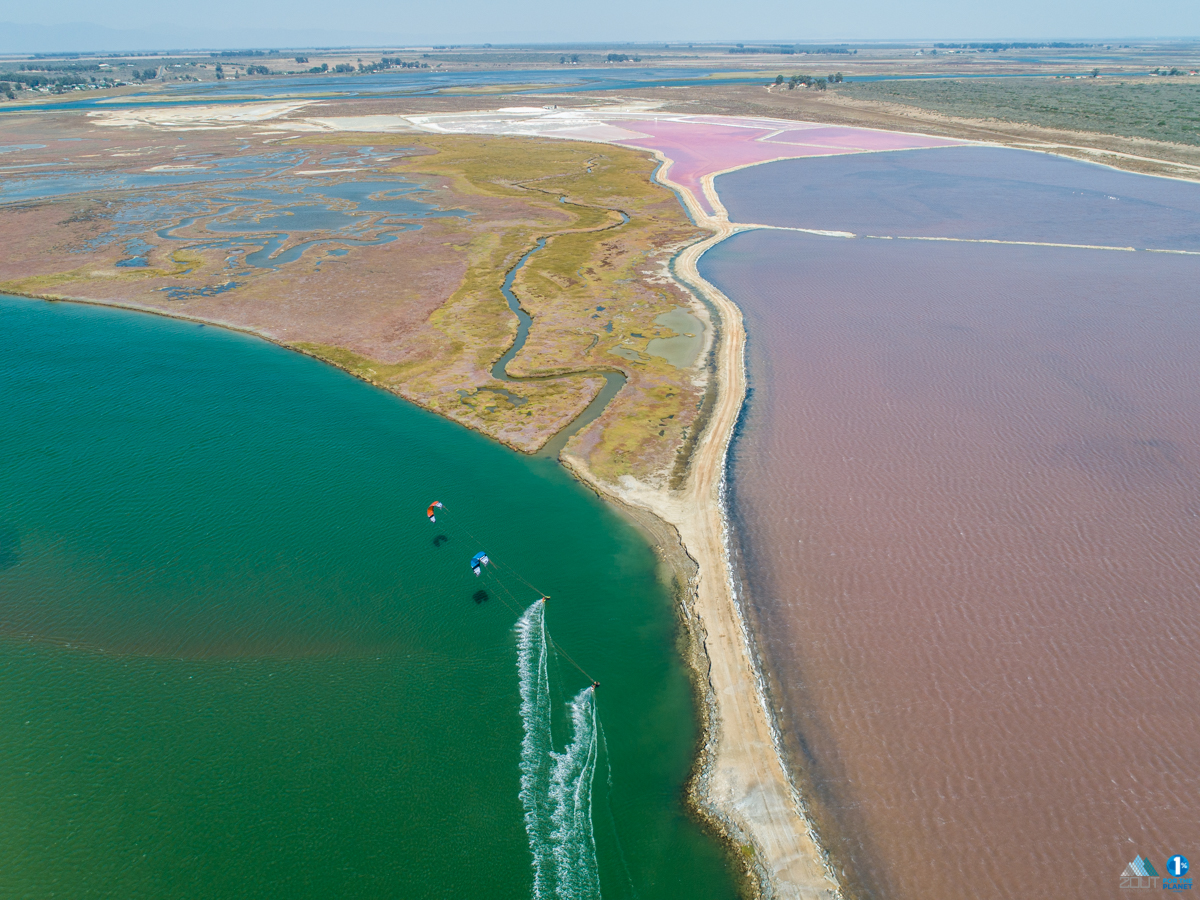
[516,602,601,900]
[517,600,555,896]
[549,686,600,899]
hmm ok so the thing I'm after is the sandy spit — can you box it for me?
[563,156,841,900]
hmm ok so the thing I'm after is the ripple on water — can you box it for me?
[707,149,1200,900]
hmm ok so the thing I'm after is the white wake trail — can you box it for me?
[516,602,601,900]
[549,686,600,900]
[517,601,555,897]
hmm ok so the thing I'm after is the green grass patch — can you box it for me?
[842,77,1200,145]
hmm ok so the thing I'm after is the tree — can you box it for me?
[295,56,309,63]
[775,74,784,85]
[1091,67,1099,77]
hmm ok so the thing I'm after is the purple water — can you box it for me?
[705,148,1200,900]
[718,146,1200,251]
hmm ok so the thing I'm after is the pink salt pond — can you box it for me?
[609,116,962,215]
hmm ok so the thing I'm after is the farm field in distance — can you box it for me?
[838,76,1200,147]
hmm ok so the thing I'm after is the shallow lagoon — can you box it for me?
[646,307,704,368]
[0,295,737,899]
[154,176,462,270]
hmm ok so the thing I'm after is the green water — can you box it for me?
[0,295,737,899]
[646,308,705,369]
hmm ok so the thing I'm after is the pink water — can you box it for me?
[611,118,960,214]
[703,149,1200,899]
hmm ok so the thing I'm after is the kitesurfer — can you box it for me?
[470,551,490,577]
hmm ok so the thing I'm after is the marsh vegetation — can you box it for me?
[842,77,1200,146]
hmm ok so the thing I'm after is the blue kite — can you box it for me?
[470,552,490,577]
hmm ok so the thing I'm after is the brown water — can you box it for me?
[703,150,1200,899]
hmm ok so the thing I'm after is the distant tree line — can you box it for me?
[606,53,641,62]
[0,71,91,89]
[17,61,105,72]
[361,57,429,71]
[934,42,1095,51]
[734,45,856,55]
[774,73,844,90]
[0,71,127,93]
[732,45,798,55]
[212,59,399,77]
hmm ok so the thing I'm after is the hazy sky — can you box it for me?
[3,0,1198,50]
